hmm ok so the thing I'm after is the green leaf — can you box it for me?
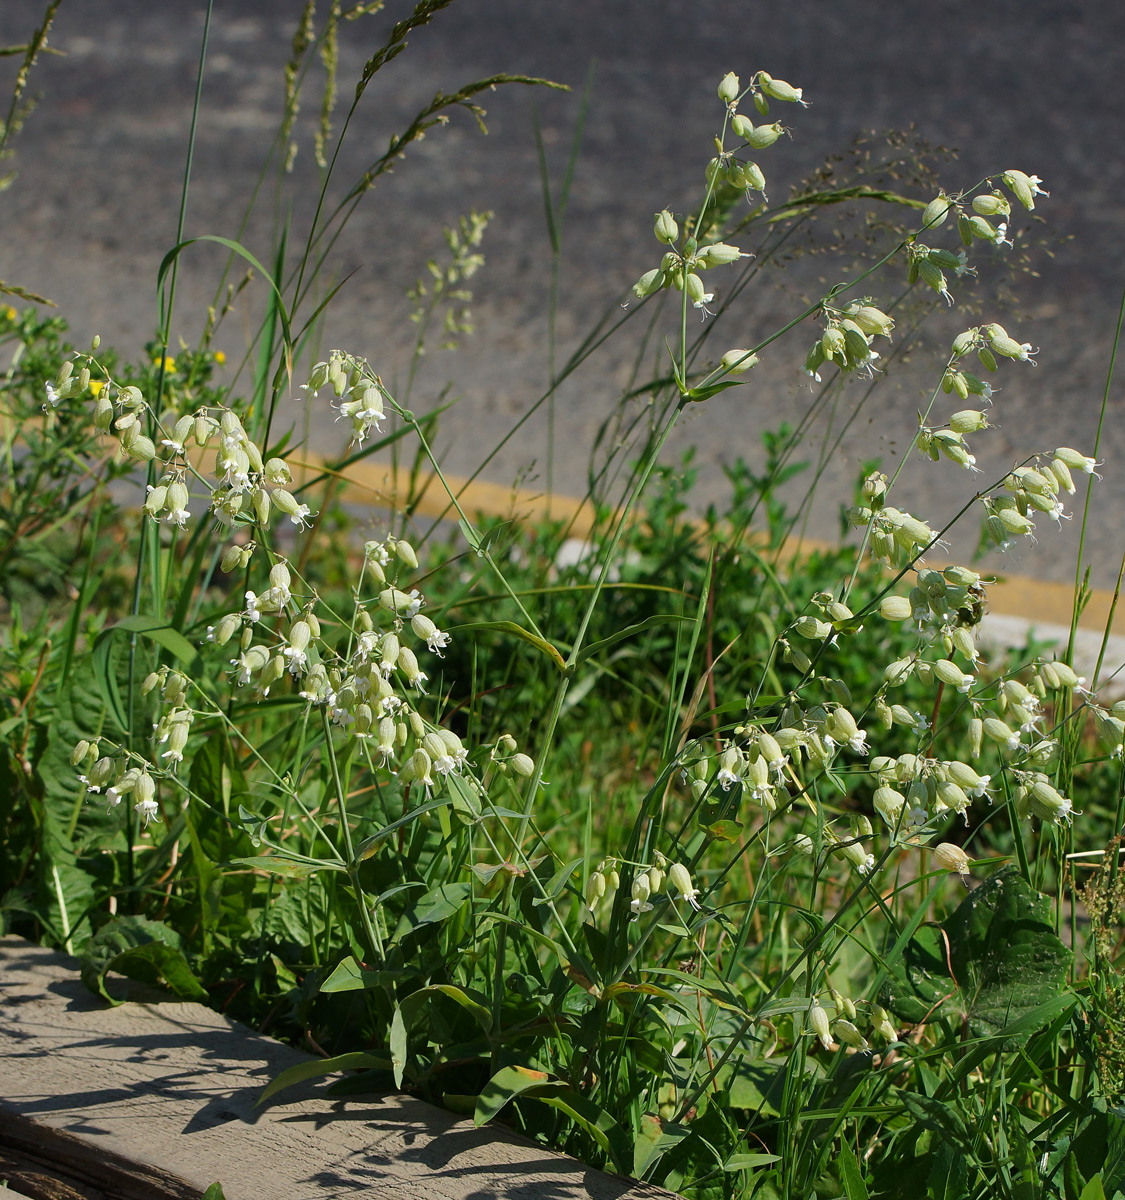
[390,1004,409,1088]
[723,1152,782,1172]
[92,615,201,733]
[574,614,693,667]
[393,881,471,938]
[880,866,1073,1036]
[474,1067,629,1174]
[475,1064,561,1124]
[201,1185,227,1200]
[839,1143,870,1200]
[1079,1176,1108,1200]
[926,1141,969,1199]
[446,772,482,823]
[80,915,207,1005]
[685,379,745,403]
[531,856,582,907]
[227,854,345,879]
[633,1114,692,1178]
[258,1051,392,1105]
[452,620,566,673]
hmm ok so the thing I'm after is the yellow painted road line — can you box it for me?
[293,454,1122,636]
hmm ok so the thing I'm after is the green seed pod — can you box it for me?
[917,259,948,296]
[972,191,1010,217]
[744,120,785,148]
[927,247,965,270]
[654,209,679,245]
[632,268,664,299]
[717,72,740,104]
[949,409,988,434]
[921,194,954,229]
[757,72,804,105]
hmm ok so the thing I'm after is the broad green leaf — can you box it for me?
[839,1143,870,1200]
[92,615,201,732]
[399,984,492,1038]
[393,881,471,938]
[320,955,424,993]
[926,1142,969,1200]
[80,915,206,1005]
[446,772,481,823]
[474,1067,629,1174]
[228,855,345,878]
[723,1152,782,1172]
[475,1065,559,1125]
[880,867,1073,1036]
[258,1051,392,1105]
[531,856,582,907]
[201,1185,227,1200]
[633,1114,692,1178]
[1079,1176,1107,1200]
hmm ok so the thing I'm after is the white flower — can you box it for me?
[135,798,160,827]
[668,862,702,910]
[45,382,61,408]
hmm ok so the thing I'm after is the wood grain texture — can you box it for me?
[0,936,679,1199]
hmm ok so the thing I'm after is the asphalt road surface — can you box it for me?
[2,0,1122,586]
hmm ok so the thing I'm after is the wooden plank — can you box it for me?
[0,936,677,1200]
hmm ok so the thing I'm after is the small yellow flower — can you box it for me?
[214,350,226,365]
[89,379,106,397]
[0,305,17,322]
[153,355,176,372]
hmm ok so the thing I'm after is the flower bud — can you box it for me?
[933,842,972,875]
[394,539,419,570]
[668,862,701,909]
[1001,169,1048,210]
[808,1001,833,1050]
[717,72,739,104]
[632,268,665,299]
[873,785,906,829]
[1024,778,1072,824]
[720,348,758,374]
[757,72,806,106]
[879,595,912,622]
[922,194,955,229]
[1053,447,1098,475]
[264,457,291,485]
[654,209,679,245]
[792,833,815,856]
[834,1019,869,1050]
[509,752,535,778]
[794,615,832,640]
[742,120,785,148]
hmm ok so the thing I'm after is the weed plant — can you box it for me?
[2,6,1124,1200]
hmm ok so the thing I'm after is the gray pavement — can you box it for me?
[2,0,1123,586]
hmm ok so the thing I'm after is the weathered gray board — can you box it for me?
[0,936,679,1199]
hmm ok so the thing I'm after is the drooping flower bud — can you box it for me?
[654,209,679,245]
[933,842,972,875]
[757,71,807,106]
[668,862,701,909]
[717,72,740,104]
[808,1000,833,1050]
